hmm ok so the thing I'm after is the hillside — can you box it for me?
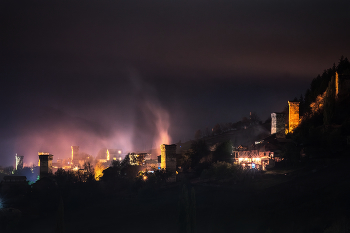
[177,122,271,153]
[291,57,350,159]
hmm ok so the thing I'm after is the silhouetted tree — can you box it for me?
[153,169,172,183]
[101,159,129,182]
[324,216,350,233]
[178,185,189,233]
[221,123,228,132]
[204,127,210,137]
[189,140,210,168]
[212,124,222,135]
[54,197,64,233]
[201,161,238,180]
[54,168,78,185]
[122,164,143,180]
[281,142,299,166]
[250,112,260,124]
[323,76,336,126]
[178,185,196,233]
[101,162,122,182]
[336,56,350,74]
[190,187,196,233]
[302,57,350,116]
[298,94,305,117]
[212,141,233,163]
[83,162,94,182]
[194,129,202,140]
[178,152,192,171]
[241,116,249,128]
[304,88,312,113]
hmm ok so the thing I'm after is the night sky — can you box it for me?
[1,0,350,166]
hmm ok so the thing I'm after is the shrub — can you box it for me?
[201,161,238,180]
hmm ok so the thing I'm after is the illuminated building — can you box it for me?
[233,145,273,170]
[271,112,285,138]
[15,154,24,170]
[128,153,138,165]
[335,72,350,99]
[161,144,177,182]
[71,146,79,164]
[128,152,147,166]
[98,159,107,163]
[38,152,54,178]
[107,149,122,161]
[288,101,300,133]
[71,146,80,167]
[336,72,339,98]
[96,148,122,163]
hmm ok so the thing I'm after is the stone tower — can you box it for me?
[271,112,285,138]
[160,144,177,182]
[335,72,339,98]
[71,146,79,165]
[15,154,24,170]
[288,101,300,133]
[38,152,54,178]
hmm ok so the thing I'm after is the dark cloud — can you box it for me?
[1,0,349,166]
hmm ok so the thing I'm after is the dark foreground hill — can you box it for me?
[11,158,349,233]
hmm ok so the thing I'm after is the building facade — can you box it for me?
[233,146,273,170]
[271,112,285,138]
[71,146,79,165]
[107,149,123,161]
[288,101,300,133]
[15,154,24,170]
[160,144,177,182]
[38,152,54,178]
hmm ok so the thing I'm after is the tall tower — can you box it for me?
[38,152,54,178]
[106,149,110,161]
[271,112,285,138]
[335,72,339,99]
[15,154,24,170]
[160,144,177,182]
[288,101,300,133]
[71,146,79,165]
